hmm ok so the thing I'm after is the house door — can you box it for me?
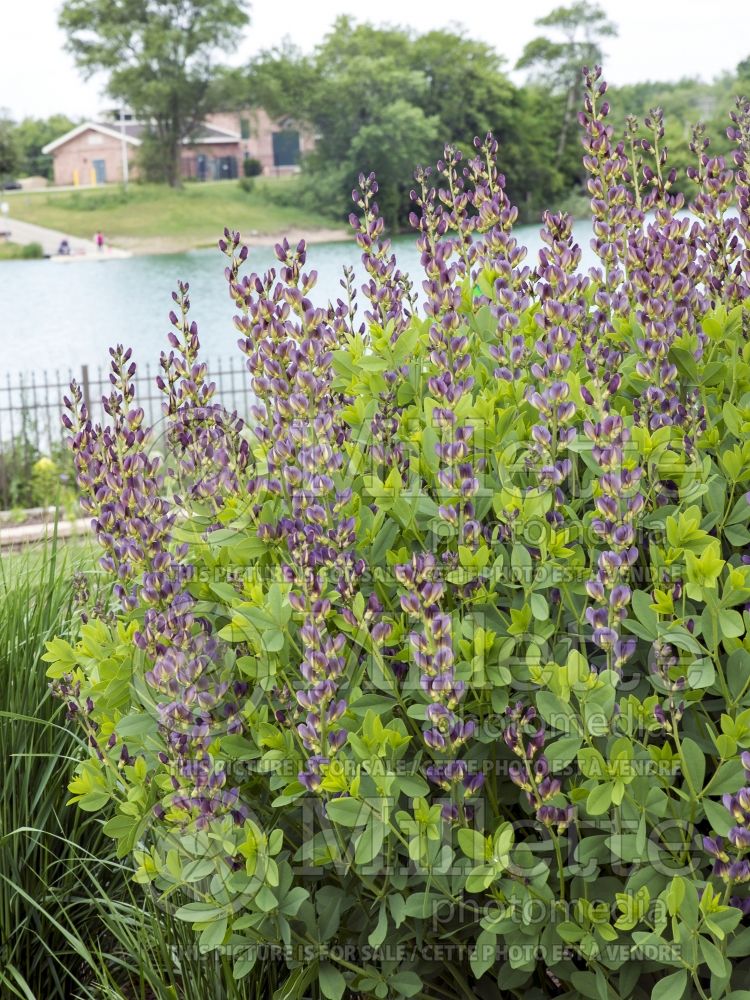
[215,156,237,180]
[93,159,107,184]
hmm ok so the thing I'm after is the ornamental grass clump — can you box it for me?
[49,69,750,999]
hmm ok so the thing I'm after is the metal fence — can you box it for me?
[0,355,254,510]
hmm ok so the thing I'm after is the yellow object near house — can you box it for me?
[90,167,96,186]
[73,169,79,186]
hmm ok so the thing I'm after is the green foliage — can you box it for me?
[243,156,263,178]
[411,30,517,142]
[0,113,20,179]
[47,83,750,997]
[0,539,284,998]
[349,98,440,224]
[58,0,250,186]
[0,415,73,509]
[517,1,617,89]
[12,114,77,178]
[0,240,44,260]
[244,18,542,225]
[136,130,178,184]
[516,2,617,171]
[19,240,43,258]
[0,541,104,998]
[238,13,750,225]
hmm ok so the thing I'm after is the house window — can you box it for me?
[272,130,300,167]
[240,117,250,140]
[88,133,103,145]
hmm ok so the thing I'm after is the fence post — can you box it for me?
[81,365,91,415]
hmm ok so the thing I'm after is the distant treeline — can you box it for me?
[218,15,750,225]
[0,115,77,182]
[4,6,750,227]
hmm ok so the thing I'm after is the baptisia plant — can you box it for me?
[48,71,750,1000]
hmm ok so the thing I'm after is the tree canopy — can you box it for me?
[9,3,750,226]
[13,116,78,178]
[242,19,542,226]
[517,2,617,169]
[59,0,250,186]
[0,114,20,180]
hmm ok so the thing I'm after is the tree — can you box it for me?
[412,30,516,144]
[59,0,250,187]
[242,19,548,226]
[350,99,440,225]
[0,113,20,180]
[13,115,77,178]
[229,40,316,123]
[411,30,534,209]
[516,2,617,169]
[243,18,437,226]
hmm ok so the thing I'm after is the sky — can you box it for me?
[0,0,748,120]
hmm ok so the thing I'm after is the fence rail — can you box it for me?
[0,355,253,510]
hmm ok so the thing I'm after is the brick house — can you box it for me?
[199,107,316,178]
[42,109,314,187]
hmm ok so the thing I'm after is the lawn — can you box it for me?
[4,178,345,253]
[0,532,96,587]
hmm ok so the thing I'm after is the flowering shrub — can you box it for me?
[47,69,750,999]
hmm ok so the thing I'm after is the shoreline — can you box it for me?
[3,184,352,258]
[1,217,351,261]
[114,226,351,256]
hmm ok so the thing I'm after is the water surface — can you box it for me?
[0,222,597,378]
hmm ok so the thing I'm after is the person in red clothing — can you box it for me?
[94,230,104,252]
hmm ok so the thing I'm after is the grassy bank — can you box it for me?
[0,240,43,260]
[4,178,345,254]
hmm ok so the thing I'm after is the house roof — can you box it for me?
[42,121,143,154]
[190,124,241,144]
[42,120,241,155]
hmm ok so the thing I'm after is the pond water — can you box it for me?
[0,220,598,379]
